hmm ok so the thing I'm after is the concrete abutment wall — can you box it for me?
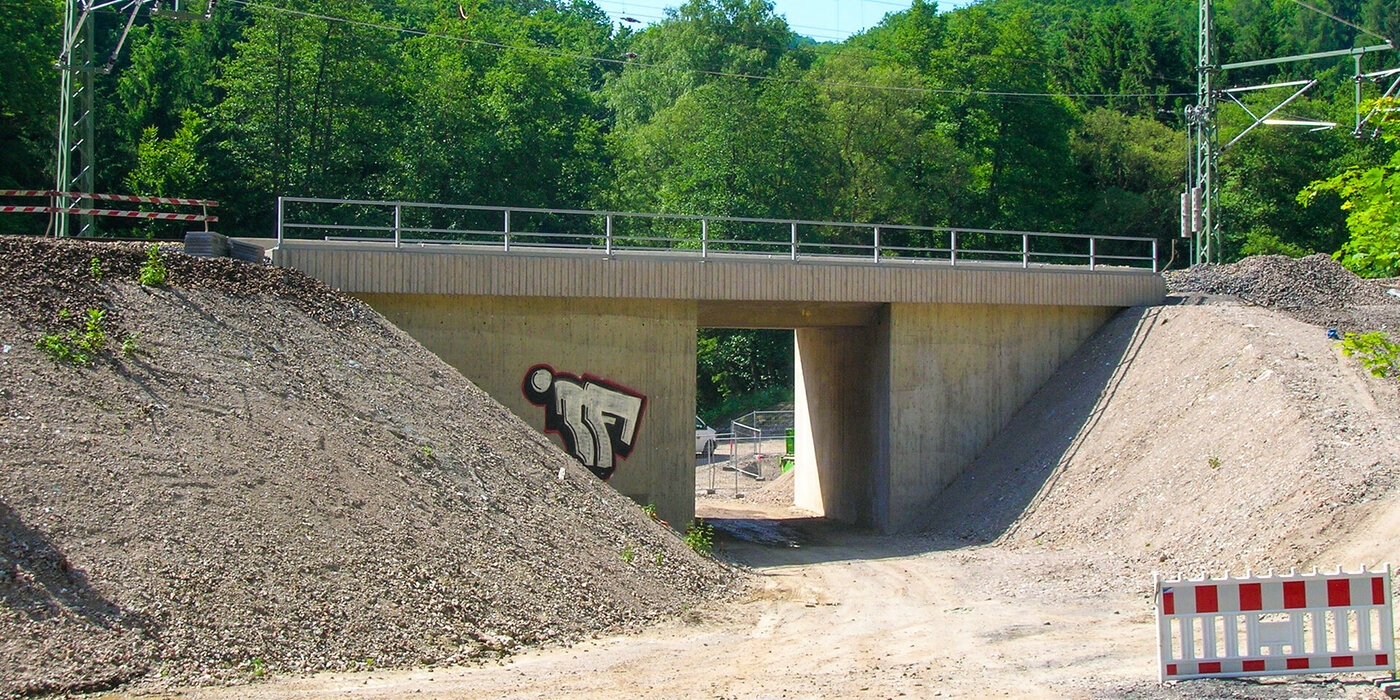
[354,293,1112,533]
[881,303,1113,531]
[793,304,1112,532]
[355,294,699,528]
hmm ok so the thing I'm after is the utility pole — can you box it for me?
[53,0,212,237]
[55,0,96,237]
[1185,0,1393,266]
[1187,0,1218,265]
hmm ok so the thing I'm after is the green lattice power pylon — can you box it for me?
[55,0,96,237]
[53,0,212,237]
[1186,0,1393,265]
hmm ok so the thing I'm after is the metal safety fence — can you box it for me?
[276,197,1161,272]
[697,411,794,499]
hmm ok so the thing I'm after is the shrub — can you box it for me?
[139,244,168,286]
[1338,331,1400,379]
[683,520,714,556]
[36,308,108,365]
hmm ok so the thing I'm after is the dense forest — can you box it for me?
[2,0,1397,419]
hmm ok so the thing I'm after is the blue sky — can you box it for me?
[592,1,976,43]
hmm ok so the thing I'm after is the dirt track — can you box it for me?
[177,500,1386,700]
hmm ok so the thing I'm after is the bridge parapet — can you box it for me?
[275,197,1161,273]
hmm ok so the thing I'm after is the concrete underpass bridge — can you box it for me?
[268,198,1166,531]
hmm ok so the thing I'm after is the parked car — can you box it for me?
[695,416,717,457]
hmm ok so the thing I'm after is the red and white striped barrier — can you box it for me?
[1156,567,1395,681]
[0,206,216,223]
[0,190,219,207]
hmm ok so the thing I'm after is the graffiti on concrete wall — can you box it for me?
[522,365,646,481]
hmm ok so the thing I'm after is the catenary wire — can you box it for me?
[1283,0,1392,45]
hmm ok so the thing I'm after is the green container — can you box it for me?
[785,428,795,455]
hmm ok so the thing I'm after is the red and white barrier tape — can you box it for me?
[0,205,217,222]
[0,190,219,207]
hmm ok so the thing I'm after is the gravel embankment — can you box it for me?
[0,236,740,698]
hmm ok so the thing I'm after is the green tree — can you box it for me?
[1299,99,1400,277]
[1071,108,1185,241]
[815,46,970,230]
[214,0,405,216]
[390,2,612,213]
[610,74,839,225]
[603,0,797,130]
[927,8,1082,232]
[0,0,62,234]
[696,329,793,423]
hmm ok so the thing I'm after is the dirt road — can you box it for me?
[173,500,1385,700]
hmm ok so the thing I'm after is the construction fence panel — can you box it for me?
[1156,566,1395,681]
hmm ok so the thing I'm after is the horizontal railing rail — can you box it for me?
[276,197,1160,272]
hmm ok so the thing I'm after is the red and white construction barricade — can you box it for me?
[0,190,218,226]
[1156,566,1395,681]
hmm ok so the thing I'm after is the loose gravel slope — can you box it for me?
[0,236,736,698]
[926,254,1400,578]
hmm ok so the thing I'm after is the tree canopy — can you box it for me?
[5,0,1399,417]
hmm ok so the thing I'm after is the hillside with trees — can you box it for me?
[2,0,1397,417]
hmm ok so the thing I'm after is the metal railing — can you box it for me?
[729,410,795,439]
[275,197,1161,272]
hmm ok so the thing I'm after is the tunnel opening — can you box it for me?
[695,301,887,544]
[693,326,794,523]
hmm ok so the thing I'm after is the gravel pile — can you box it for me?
[0,236,739,698]
[1163,254,1392,309]
[1164,254,1400,334]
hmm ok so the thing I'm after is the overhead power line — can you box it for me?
[1283,0,1392,45]
[225,0,1194,100]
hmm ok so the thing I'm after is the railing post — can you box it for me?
[701,219,709,259]
[1022,233,1029,269]
[393,203,402,248]
[503,209,511,252]
[275,196,284,245]
[950,230,958,266]
[605,213,613,256]
[873,226,881,263]
[1090,237,1097,271]
[790,221,798,261]
[1152,238,1160,273]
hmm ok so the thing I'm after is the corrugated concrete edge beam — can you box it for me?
[270,241,1165,308]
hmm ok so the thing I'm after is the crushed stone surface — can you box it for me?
[0,236,740,698]
[1164,254,1400,333]
[923,301,1400,582]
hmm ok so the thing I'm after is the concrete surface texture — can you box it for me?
[275,244,1160,529]
[271,240,1164,306]
[356,294,699,527]
[795,304,1115,531]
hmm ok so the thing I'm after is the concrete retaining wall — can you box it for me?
[881,303,1113,531]
[355,294,699,528]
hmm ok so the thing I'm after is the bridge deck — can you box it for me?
[271,240,1165,308]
